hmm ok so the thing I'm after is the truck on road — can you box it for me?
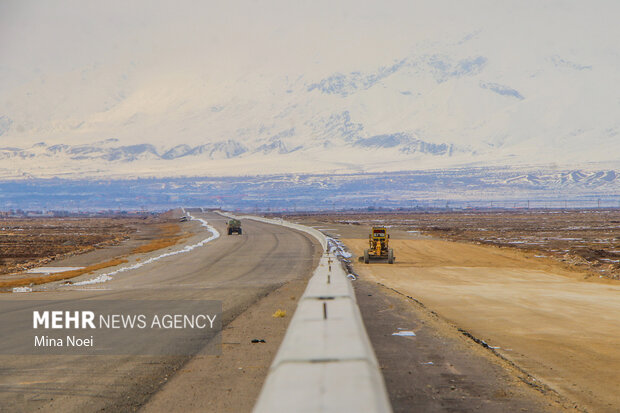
[227,219,242,235]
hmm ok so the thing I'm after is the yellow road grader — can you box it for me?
[362,226,395,264]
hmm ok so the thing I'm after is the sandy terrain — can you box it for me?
[343,236,620,412]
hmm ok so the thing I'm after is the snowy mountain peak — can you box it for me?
[0,1,619,179]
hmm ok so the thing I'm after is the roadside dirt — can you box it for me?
[343,236,620,413]
[131,223,188,254]
[354,278,569,412]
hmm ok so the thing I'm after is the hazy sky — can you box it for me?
[2,0,537,83]
[2,0,616,91]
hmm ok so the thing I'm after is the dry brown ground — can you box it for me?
[343,236,620,413]
[285,210,620,280]
[132,223,188,254]
[0,217,188,290]
[0,217,137,274]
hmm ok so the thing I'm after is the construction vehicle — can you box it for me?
[362,226,394,264]
[227,219,242,235]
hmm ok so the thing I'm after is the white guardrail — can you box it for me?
[218,212,392,413]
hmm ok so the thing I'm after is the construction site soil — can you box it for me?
[284,210,620,280]
[286,210,620,413]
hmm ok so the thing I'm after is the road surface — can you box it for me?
[0,210,321,412]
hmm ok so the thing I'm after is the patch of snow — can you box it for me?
[393,331,416,337]
[326,237,353,259]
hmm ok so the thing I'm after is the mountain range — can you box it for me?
[0,1,618,182]
[2,167,618,211]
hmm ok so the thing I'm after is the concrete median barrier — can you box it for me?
[218,211,392,413]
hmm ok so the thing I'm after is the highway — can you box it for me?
[0,210,321,412]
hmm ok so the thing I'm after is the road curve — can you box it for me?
[0,210,321,412]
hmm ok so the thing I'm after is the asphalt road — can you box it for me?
[0,210,320,412]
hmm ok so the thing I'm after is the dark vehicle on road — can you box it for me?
[227,219,242,235]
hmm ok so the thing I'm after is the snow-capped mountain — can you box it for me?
[0,1,619,180]
[2,168,619,211]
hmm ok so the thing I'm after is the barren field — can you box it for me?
[0,215,187,290]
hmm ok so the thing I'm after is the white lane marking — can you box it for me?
[68,210,220,286]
